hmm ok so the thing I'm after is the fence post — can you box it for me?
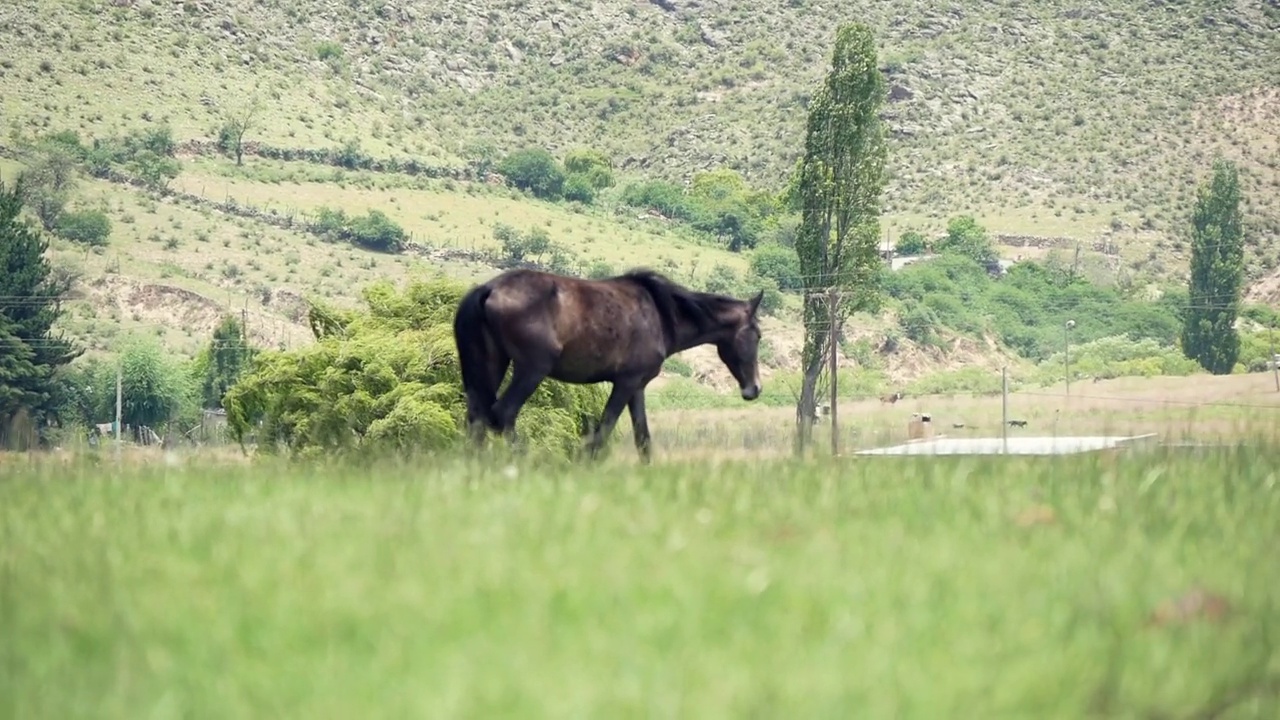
[828,287,839,457]
[1001,366,1008,455]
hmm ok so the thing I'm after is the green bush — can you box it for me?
[1034,335,1201,382]
[493,223,559,264]
[310,207,406,253]
[936,215,997,265]
[749,243,801,291]
[585,260,615,279]
[899,304,940,346]
[345,209,406,253]
[895,230,928,256]
[886,254,1185,363]
[620,180,695,220]
[223,277,608,460]
[498,148,565,200]
[562,174,596,204]
[562,148,614,189]
[54,209,111,247]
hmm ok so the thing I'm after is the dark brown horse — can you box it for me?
[452,268,764,462]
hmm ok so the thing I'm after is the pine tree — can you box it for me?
[0,178,81,434]
[792,23,889,450]
[1181,158,1244,375]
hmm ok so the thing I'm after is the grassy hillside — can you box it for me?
[4,0,1277,238]
[1,0,1278,399]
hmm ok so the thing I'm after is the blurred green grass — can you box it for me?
[3,447,1278,718]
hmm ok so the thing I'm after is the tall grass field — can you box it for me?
[3,446,1278,718]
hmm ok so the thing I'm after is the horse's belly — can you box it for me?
[549,355,618,384]
[551,338,653,384]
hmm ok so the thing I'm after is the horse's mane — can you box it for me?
[619,268,733,347]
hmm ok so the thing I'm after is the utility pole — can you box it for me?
[115,361,123,454]
[1064,319,1075,394]
[828,287,840,457]
[1001,366,1009,455]
[1271,322,1279,393]
[241,305,249,342]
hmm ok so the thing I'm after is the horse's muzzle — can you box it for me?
[741,384,761,401]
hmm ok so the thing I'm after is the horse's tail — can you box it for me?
[453,283,499,428]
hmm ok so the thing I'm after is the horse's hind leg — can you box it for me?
[491,361,549,446]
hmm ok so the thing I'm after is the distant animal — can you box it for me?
[880,391,904,405]
[1007,419,1028,428]
[453,268,764,463]
[952,422,966,429]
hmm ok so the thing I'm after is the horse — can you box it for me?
[452,268,764,463]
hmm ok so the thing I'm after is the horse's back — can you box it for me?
[481,269,665,380]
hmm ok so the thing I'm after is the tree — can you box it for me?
[936,215,998,266]
[687,168,773,252]
[791,23,889,450]
[1181,158,1245,375]
[750,243,802,290]
[17,142,80,231]
[0,179,81,436]
[895,229,928,256]
[197,315,257,409]
[55,209,111,247]
[498,148,566,200]
[109,336,196,429]
[217,98,261,166]
[562,148,615,189]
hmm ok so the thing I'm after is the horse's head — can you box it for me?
[716,290,764,401]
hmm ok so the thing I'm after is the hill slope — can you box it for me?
[1,0,1278,397]
[4,1,1277,240]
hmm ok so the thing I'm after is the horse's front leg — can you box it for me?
[627,387,652,465]
[585,378,642,460]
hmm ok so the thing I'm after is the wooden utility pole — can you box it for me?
[828,287,840,457]
[1271,322,1279,393]
[1001,366,1009,455]
[115,361,123,455]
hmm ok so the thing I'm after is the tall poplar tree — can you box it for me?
[792,23,889,450]
[1181,158,1244,375]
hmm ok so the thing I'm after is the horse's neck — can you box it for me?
[670,319,729,354]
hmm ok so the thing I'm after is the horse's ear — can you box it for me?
[748,290,764,317]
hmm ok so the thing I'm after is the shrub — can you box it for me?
[498,148,565,200]
[310,207,406,253]
[562,148,614,189]
[936,214,997,265]
[562,174,596,204]
[620,180,694,220]
[345,209,406,253]
[586,260,615,279]
[895,230,928,256]
[55,209,111,247]
[899,304,940,346]
[749,243,802,291]
[223,278,607,460]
